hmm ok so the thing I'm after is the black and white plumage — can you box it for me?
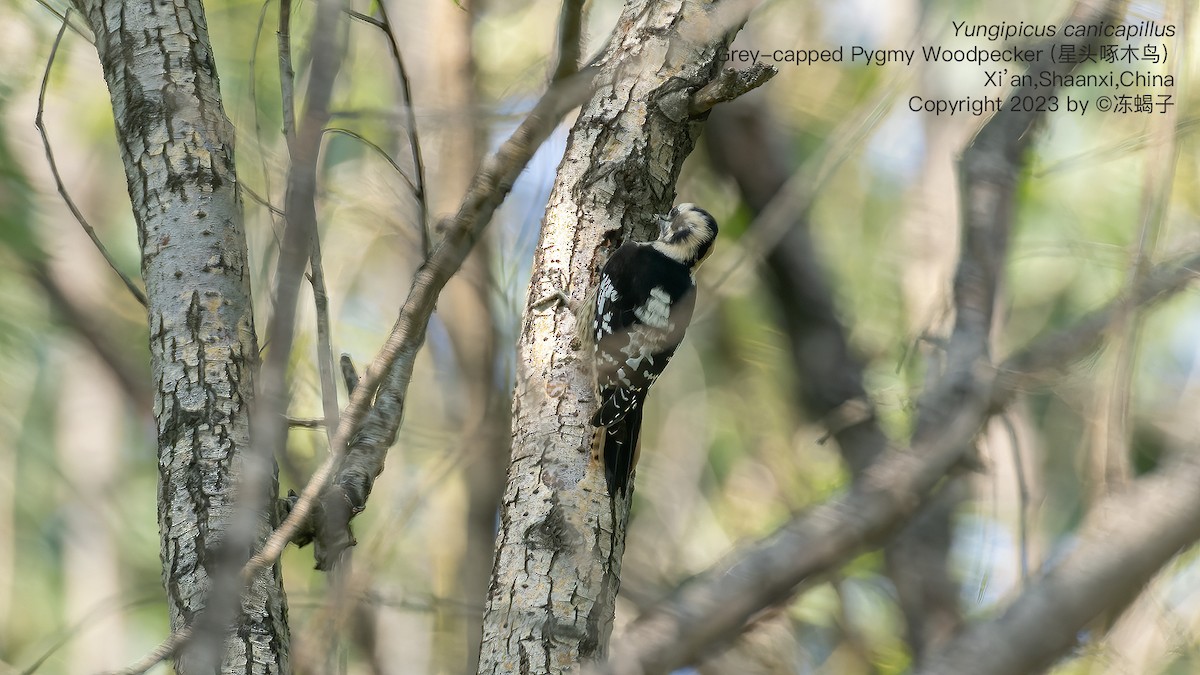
[577,203,718,497]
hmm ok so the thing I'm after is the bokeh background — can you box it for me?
[1,0,1199,672]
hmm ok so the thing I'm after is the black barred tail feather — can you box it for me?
[591,385,640,429]
[602,405,643,497]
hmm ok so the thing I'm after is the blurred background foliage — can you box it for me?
[1,0,1199,672]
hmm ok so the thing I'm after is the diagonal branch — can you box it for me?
[915,446,1200,675]
[479,1,768,670]
[276,67,599,570]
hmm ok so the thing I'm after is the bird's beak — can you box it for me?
[656,213,672,238]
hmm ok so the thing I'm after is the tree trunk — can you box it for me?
[71,1,288,671]
[477,1,744,671]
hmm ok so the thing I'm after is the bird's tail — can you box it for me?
[602,405,643,498]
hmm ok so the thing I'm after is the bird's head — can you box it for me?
[653,203,718,268]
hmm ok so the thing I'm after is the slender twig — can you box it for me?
[21,593,158,675]
[1000,413,1030,583]
[288,416,327,428]
[36,11,148,309]
[98,627,190,675]
[309,239,340,445]
[346,7,431,258]
[322,127,418,194]
[279,0,297,151]
[32,0,93,43]
[248,0,283,233]
[375,1,430,259]
[241,182,286,218]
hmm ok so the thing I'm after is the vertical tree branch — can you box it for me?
[890,0,1123,657]
[68,0,289,671]
[186,0,345,666]
[478,1,755,671]
[380,0,503,669]
[705,103,887,476]
[309,238,340,445]
[278,0,297,150]
[552,0,585,82]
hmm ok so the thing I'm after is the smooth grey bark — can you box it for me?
[477,1,752,671]
[71,1,288,672]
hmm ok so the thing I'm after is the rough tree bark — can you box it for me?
[477,0,764,671]
[71,1,288,672]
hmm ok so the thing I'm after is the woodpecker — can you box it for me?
[575,203,718,497]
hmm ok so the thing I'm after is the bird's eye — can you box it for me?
[668,206,680,219]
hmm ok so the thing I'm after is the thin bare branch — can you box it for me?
[241,182,286,217]
[33,0,93,43]
[322,127,418,194]
[309,237,340,444]
[346,6,431,258]
[278,0,297,150]
[97,627,191,675]
[36,11,148,309]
